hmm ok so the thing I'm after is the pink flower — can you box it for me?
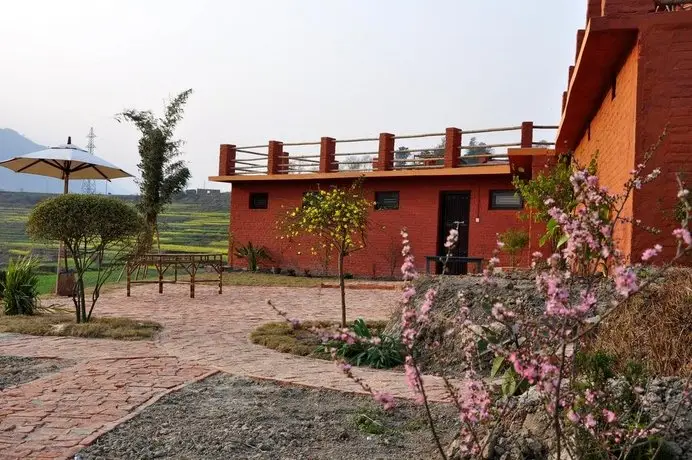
[673,228,692,246]
[444,228,459,249]
[567,410,580,424]
[613,266,638,298]
[585,414,597,428]
[603,409,617,424]
[373,391,396,411]
[641,244,663,261]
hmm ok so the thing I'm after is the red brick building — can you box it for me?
[210,126,556,277]
[211,0,692,276]
[558,0,692,261]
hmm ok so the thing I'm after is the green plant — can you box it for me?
[27,194,143,323]
[513,154,598,249]
[353,406,388,435]
[498,228,530,267]
[319,318,404,369]
[0,270,6,299]
[117,89,193,251]
[234,242,272,272]
[1,256,40,315]
[280,178,372,327]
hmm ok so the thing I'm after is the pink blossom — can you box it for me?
[567,410,580,424]
[613,266,639,298]
[373,391,396,411]
[603,409,617,424]
[404,356,424,404]
[444,228,458,249]
[418,288,436,323]
[641,244,663,261]
[673,228,692,246]
[585,414,597,428]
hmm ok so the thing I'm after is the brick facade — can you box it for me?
[573,46,638,256]
[560,6,692,262]
[229,176,535,277]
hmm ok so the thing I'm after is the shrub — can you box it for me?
[498,228,530,267]
[26,194,143,323]
[1,256,40,315]
[234,242,272,272]
[0,270,6,299]
[319,318,404,369]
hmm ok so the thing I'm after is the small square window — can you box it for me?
[490,190,523,210]
[375,191,399,210]
[249,192,268,209]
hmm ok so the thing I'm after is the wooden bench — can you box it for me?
[425,256,483,274]
[126,253,224,298]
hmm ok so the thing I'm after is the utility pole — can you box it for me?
[81,127,97,194]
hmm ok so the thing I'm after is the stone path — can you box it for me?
[0,284,451,459]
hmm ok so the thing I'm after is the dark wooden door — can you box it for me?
[437,192,471,275]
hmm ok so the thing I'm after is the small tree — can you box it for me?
[27,195,143,323]
[280,179,371,326]
[498,228,530,267]
[117,89,193,250]
[513,154,598,249]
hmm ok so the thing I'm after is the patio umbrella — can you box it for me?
[0,136,132,194]
[0,136,134,293]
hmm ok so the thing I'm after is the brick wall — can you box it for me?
[573,46,639,257]
[601,0,652,16]
[632,19,692,261]
[229,176,535,277]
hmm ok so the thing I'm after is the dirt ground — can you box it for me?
[76,373,458,460]
[0,354,72,389]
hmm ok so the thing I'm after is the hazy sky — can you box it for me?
[0,1,586,191]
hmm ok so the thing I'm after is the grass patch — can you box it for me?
[0,313,161,340]
[223,272,337,288]
[250,320,389,359]
[35,271,126,296]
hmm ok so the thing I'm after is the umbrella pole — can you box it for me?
[55,175,69,294]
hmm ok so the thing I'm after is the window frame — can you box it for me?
[489,190,523,210]
[249,192,269,210]
[374,191,400,211]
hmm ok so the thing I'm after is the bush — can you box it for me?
[319,318,404,369]
[27,194,143,323]
[498,228,530,267]
[1,256,40,315]
[0,270,6,299]
[234,242,272,272]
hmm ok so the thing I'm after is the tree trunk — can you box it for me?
[79,276,87,323]
[338,250,346,327]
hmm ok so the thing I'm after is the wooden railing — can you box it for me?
[218,122,557,176]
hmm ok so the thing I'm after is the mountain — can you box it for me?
[0,128,133,194]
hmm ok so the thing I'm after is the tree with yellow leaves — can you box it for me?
[280,178,372,326]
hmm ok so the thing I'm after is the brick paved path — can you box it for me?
[0,284,451,459]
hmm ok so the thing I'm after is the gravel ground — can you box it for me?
[77,373,457,460]
[0,355,72,389]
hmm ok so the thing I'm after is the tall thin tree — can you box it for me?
[117,89,193,250]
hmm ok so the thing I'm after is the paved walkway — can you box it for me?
[0,284,450,459]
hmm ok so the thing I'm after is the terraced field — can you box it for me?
[0,192,230,293]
